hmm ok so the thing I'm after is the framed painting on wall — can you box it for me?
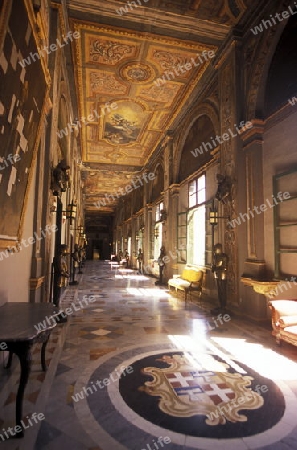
[0,0,50,248]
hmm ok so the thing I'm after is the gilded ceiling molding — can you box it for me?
[24,0,51,87]
[72,20,216,50]
[67,1,230,41]
[51,2,68,39]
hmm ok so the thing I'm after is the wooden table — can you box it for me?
[0,302,59,437]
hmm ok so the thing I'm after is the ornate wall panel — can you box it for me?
[219,53,239,303]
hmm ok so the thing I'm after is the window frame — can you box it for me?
[186,173,208,267]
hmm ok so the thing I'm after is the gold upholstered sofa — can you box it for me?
[168,266,203,303]
[268,300,297,347]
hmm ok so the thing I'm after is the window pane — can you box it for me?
[177,212,187,263]
[187,205,205,266]
[197,174,206,204]
[154,222,162,259]
[198,174,205,191]
[189,180,197,208]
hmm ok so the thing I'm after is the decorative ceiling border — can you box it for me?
[67,0,230,42]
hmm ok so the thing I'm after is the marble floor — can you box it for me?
[1,260,297,450]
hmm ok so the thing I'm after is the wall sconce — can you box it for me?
[136,232,140,241]
[66,200,77,224]
[77,225,84,236]
[154,227,159,239]
[209,207,218,225]
[209,202,230,251]
[209,206,230,225]
[72,225,84,237]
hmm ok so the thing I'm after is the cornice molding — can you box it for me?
[67,0,230,43]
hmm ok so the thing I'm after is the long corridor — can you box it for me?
[1,260,297,450]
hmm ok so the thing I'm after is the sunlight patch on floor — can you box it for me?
[211,336,297,381]
[126,287,171,298]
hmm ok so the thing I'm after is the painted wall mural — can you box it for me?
[0,0,49,247]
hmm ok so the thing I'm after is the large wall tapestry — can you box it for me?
[0,0,49,248]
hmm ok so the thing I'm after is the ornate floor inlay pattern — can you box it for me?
[120,351,284,438]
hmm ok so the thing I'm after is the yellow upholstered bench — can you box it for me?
[168,267,203,303]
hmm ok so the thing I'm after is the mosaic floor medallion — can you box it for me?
[119,351,285,439]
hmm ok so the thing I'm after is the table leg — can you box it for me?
[4,351,13,369]
[13,342,32,437]
[41,332,50,372]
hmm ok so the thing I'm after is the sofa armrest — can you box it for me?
[268,300,297,316]
[279,315,297,328]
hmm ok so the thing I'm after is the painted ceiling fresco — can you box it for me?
[72,22,216,213]
[69,0,250,217]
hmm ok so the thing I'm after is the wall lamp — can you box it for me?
[209,206,230,226]
[72,225,84,236]
[66,200,77,224]
[78,225,84,236]
[136,232,140,241]
[154,227,159,239]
